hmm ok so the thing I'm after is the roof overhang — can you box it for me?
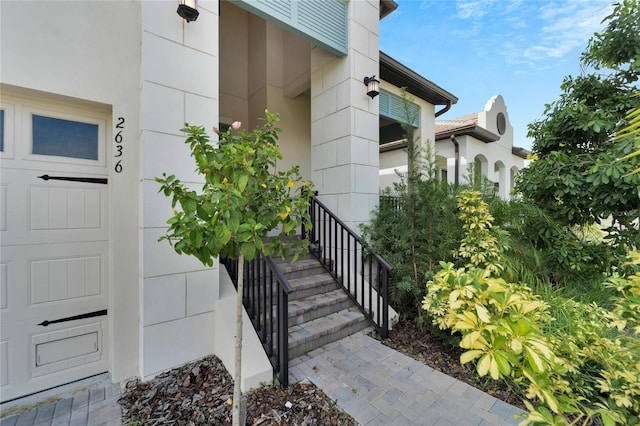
[380,0,398,19]
[380,51,458,106]
[512,146,531,159]
[379,139,408,152]
[435,125,499,143]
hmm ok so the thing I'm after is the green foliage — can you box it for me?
[156,111,313,264]
[362,178,461,322]
[362,89,462,322]
[516,0,640,247]
[423,191,640,425]
[617,96,640,175]
[456,190,508,275]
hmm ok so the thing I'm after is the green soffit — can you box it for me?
[235,0,348,57]
[379,90,420,127]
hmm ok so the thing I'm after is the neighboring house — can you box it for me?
[0,0,397,404]
[378,63,529,199]
[378,52,459,189]
[434,95,530,199]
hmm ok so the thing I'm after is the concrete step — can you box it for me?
[288,289,352,326]
[288,307,370,359]
[277,258,327,280]
[288,272,339,301]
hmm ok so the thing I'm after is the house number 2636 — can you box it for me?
[114,117,124,173]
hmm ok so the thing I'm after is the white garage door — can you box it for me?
[0,94,110,401]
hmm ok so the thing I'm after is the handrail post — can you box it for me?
[304,193,393,341]
[278,286,289,387]
[381,265,389,339]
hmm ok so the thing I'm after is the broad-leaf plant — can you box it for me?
[156,111,312,425]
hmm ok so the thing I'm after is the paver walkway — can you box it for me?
[0,383,121,426]
[2,330,525,425]
[289,330,525,425]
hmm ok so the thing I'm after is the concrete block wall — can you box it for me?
[139,0,220,379]
[310,0,380,232]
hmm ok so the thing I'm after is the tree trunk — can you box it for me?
[232,253,244,426]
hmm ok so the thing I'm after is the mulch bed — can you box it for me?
[119,355,356,425]
[120,322,524,425]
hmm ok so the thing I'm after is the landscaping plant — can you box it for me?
[516,0,640,249]
[156,111,312,425]
[362,89,461,323]
[423,191,640,425]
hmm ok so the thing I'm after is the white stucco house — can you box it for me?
[434,95,529,198]
[378,69,529,199]
[0,0,400,405]
[377,52,459,189]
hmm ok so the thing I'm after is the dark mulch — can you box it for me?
[120,322,524,425]
[380,321,526,410]
[119,355,356,425]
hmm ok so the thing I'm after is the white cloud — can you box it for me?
[495,0,612,69]
[456,1,491,19]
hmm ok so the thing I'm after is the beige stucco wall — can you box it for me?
[219,2,311,180]
[310,0,381,230]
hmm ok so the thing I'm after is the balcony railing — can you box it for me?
[304,195,392,339]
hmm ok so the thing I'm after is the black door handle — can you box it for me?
[37,309,108,326]
[38,175,108,184]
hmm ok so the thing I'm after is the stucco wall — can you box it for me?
[1,0,142,383]
[436,95,525,197]
[310,0,381,230]
[378,81,438,190]
[219,2,311,181]
[138,0,220,379]
[1,0,223,385]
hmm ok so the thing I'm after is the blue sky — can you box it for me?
[379,0,614,150]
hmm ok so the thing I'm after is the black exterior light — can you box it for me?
[177,0,199,22]
[364,76,380,99]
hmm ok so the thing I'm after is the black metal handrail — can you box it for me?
[304,195,392,338]
[221,253,291,387]
[222,193,393,387]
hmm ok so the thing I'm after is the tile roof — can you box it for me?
[435,113,478,134]
[435,112,499,143]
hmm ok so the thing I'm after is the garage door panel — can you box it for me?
[1,243,107,317]
[1,263,7,309]
[0,170,107,246]
[0,184,6,232]
[0,94,110,402]
[31,186,104,230]
[30,255,103,304]
[0,340,8,387]
[0,319,107,397]
[33,322,104,377]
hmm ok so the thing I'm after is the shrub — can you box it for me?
[423,191,640,425]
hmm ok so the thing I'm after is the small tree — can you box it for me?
[516,0,640,249]
[156,111,312,425]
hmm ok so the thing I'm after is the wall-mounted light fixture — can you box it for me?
[363,76,380,99]
[177,0,199,22]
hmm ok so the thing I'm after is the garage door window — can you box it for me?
[32,115,99,160]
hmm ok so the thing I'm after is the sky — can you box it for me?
[379,0,614,150]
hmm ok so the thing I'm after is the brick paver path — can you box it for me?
[290,330,525,425]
